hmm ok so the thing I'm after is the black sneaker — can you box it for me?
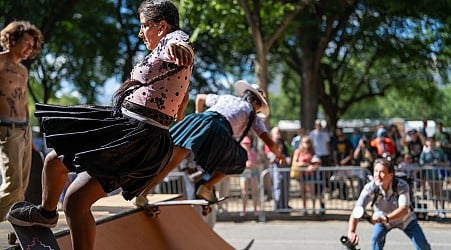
[6,203,58,228]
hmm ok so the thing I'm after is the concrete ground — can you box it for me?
[1,193,450,250]
[214,220,451,250]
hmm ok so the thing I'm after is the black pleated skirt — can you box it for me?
[34,103,172,200]
[170,111,247,175]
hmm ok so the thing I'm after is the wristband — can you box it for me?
[385,215,390,223]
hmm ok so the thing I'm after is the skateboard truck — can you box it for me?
[7,232,17,245]
[140,197,228,218]
[7,232,20,250]
[201,204,212,216]
[143,204,161,218]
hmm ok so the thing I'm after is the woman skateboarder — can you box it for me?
[137,80,286,203]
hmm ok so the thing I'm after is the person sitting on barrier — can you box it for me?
[7,1,194,249]
[347,158,431,250]
[137,80,286,203]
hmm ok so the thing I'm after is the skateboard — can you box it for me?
[7,201,60,250]
[143,197,228,218]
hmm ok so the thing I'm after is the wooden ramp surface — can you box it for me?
[56,194,234,250]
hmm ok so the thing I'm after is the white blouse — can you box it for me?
[205,94,267,137]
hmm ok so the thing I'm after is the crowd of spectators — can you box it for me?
[153,118,450,219]
[264,119,451,218]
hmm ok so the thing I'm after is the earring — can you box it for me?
[158,25,165,36]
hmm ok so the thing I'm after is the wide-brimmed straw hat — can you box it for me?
[234,80,270,117]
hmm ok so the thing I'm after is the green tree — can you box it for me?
[280,0,450,131]
[3,0,450,130]
[178,0,303,106]
[1,0,131,104]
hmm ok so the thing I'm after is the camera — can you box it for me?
[360,137,368,145]
[340,236,359,250]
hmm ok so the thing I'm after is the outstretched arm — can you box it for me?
[259,132,286,165]
[195,94,207,113]
[347,215,360,245]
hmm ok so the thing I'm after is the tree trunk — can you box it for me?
[300,50,318,132]
[255,53,268,96]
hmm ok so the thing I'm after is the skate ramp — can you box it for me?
[56,194,234,250]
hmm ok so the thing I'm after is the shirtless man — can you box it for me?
[0,21,44,220]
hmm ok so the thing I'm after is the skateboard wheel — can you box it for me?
[7,232,17,245]
[144,205,160,217]
[201,205,211,216]
[149,207,160,218]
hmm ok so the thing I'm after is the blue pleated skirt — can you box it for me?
[170,111,247,175]
[34,103,172,200]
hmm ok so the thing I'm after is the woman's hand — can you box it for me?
[307,164,318,171]
[276,155,287,165]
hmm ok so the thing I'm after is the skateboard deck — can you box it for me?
[8,201,60,250]
[143,197,228,217]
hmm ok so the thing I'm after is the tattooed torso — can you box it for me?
[0,57,28,120]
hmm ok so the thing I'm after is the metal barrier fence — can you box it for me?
[155,166,451,222]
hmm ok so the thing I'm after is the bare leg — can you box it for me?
[63,172,106,250]
[139,146,190,196]
[301,182,307,210]
[307,183,315,211]
[203,172,225,189]
[41,150,69,211]
[250,178,259,213]
[240,178,248,214]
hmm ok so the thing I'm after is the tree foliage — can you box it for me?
[1,0,450,129]
[1,0,139,105]
[279,0,450,130]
